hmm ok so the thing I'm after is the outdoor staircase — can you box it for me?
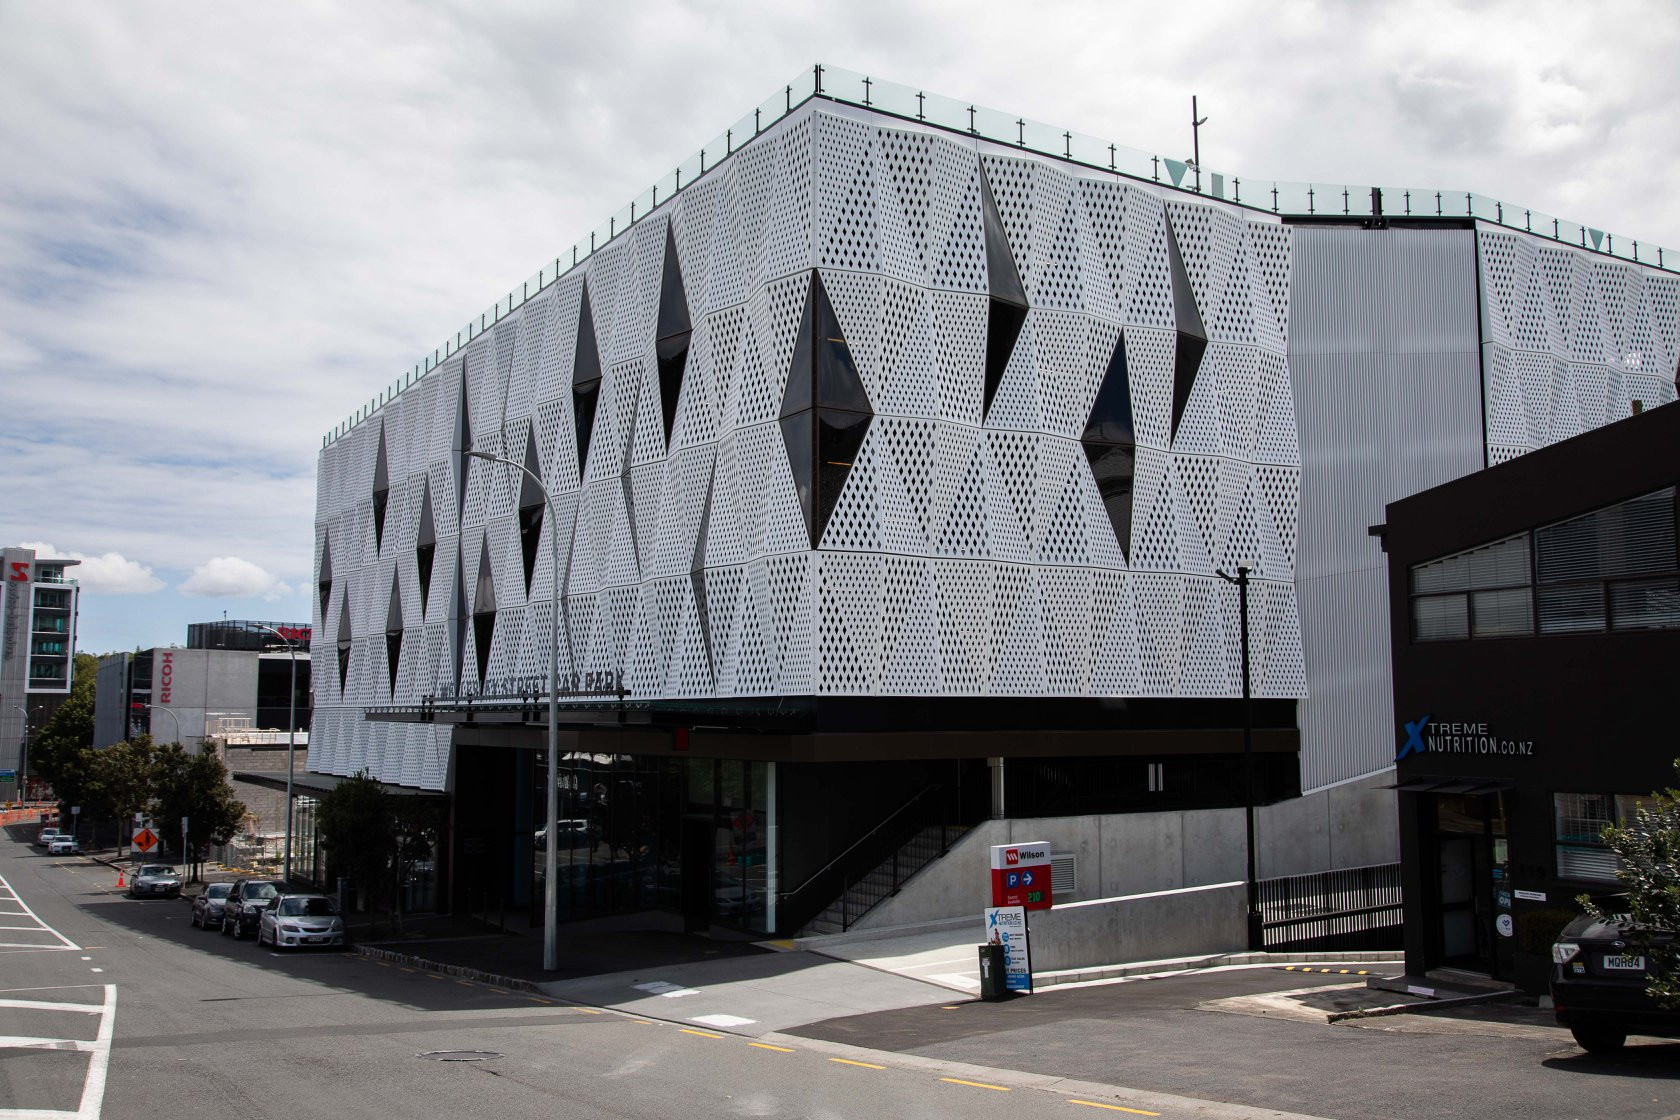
[801,821,969,936]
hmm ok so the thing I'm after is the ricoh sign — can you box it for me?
[157,651,174,704]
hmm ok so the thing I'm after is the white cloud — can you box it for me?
[15,540,165,595]
[179,557,292,601]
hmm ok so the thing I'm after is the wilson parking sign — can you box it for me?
[989,841,1052,910]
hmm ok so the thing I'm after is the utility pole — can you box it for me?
[1191,96,1209,193]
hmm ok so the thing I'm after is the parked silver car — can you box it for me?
[189,883,233,929]
[127,864,182,899]
[47,837,82,855]
[257,894,345,950]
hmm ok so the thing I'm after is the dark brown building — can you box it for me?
[1382,402,1679,993]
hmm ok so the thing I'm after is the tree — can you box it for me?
[315,771,396,925]
[81,736,158,855]
[151,743,246,879]
[30,652,98,787]
[1581,759,1680,1008]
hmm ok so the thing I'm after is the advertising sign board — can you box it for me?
[989,841,1052,910]
[983,905,1033,992]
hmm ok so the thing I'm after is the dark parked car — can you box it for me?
[257,894,346,950]
[190,883,233,929]
[1551,912,1680,1052]
[221,878,282,940]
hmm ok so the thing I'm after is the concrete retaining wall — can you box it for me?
[1027,882,1247,972]
[855,772,1397,930]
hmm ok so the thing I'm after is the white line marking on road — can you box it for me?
[690,1014,757,1028]
[0,985,116,1120]
[0,873,80,951]
[632,981,701,998]
[88,968,102,973]
[0,998,105,1014]
[928,973,982,989]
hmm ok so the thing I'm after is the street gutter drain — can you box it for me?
[418,1050,502,1062]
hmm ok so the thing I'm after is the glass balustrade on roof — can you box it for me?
[323,63,1677,448]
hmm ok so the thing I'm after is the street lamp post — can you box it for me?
[466,450,562,973]
[8,704,29,806]
[253,625,300,883]
[1216,564,1264,952]
[145,704,182,744]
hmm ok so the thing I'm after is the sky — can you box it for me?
[3,0,1679,655]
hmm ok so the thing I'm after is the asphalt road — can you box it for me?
[5,831,1676,1120]
[0,835,1317,1120]
[794,963,1680,1120]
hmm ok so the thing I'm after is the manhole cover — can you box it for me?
[418,1050,502,1062]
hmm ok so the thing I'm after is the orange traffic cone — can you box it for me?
[116,869,125,889]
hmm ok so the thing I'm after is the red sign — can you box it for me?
[8,562,28,582]
[989,841,1053,911]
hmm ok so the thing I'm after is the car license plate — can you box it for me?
[1602,954,1645,970]
[308,936,326,943]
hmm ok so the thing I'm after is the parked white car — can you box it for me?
[35,827,63,847]
[46,836,81,855]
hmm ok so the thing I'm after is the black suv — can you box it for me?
[1551,912,1679,1053]
[221,878,283,940]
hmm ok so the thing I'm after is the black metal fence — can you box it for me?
[1258,862,1403,952]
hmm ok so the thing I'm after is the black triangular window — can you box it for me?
[518,429,545,597]
[335,590,353,697]
[317,535,334,621]
[472,536,497,684]
[415,479,436,618]
[654,224,692,446]
[1082,332,1137,561]
[372,423,390,554]
[385,573,403,696]
[980,166,1029,420]
[779,270,875,548]
[573,281,603,477]
[1165,213,1208,441]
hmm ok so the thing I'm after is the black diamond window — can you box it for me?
[371,422,390,554]
[690,458,717,680]
[654,224,692,446]
[472,536,497,685]
[317,534,334,621]
[517,429,545,597]
[779,270,874,548]
[573,280,603,476]
[385,572,403,696]
[1082,332,1137,561]
[415,478,436,618]
[980,168,1029,420]
[335,589,352,697]
[454,365,472,511]
[451,545,468,690]
[1165,213,1208,440]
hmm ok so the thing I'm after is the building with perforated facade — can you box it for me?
[306,68,1680,936]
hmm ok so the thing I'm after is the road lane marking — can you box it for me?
[749,1042,794,1052]
[0,998,106,1014]
[679,1028,722,1038]
[941,1077,1010,1091]
[691,1014,756,1028]
[1069,1102,1159,1115]
[928,973,981,989]
[828,1058,886,1069]
[632,980,700,997]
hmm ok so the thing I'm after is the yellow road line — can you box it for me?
[489,989,508,995]
[941,1077,1010,1091]
[680,1028,722,1038]
[527,998,550,1005]
[631,1019,656,1025]
[749,1042,794,1052]
[455,980,473,987]
[574,1008,602,1015]
[1069,1101,1160,1116]
[829,1058,886,1069]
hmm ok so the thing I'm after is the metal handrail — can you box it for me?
[777,784,951,933]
